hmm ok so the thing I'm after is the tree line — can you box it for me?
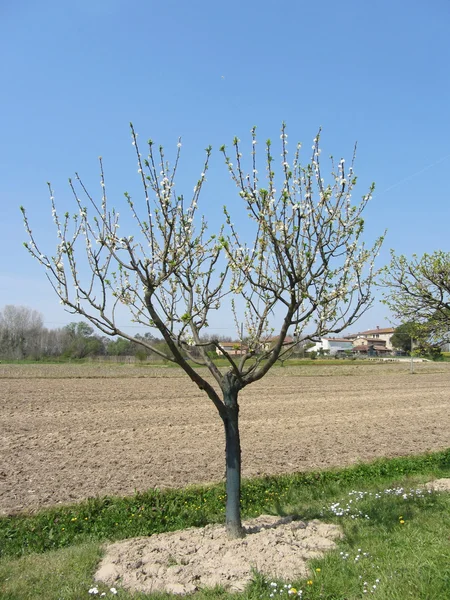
[1,302,446,362]
[0,305,236,361]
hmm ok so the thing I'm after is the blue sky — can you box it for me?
[1,0,449,336]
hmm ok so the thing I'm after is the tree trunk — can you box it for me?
[222,375,244,539]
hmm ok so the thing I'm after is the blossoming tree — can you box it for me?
[383,250,450,346]
[22,124,383,538]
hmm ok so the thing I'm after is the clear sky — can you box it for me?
[1,0,449,336]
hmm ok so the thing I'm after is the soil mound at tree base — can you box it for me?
[95,515,343,595]
[425,478,450,492]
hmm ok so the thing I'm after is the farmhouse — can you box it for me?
[352,340,390,356]
[344,326,395,350]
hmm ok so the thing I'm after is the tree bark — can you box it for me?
[222,374,244,539]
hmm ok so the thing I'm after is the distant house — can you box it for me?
[351,336,370,347]
[306,337,353,355]
[344,326,395,350]
[352,340,390,356]
[215,341,248,356]
[260,335,295,351]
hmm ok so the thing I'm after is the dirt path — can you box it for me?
[1,363,449,515]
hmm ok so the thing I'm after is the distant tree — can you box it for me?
[390,322,419,353]
[383,251,450,346]
[106,337,134,356]
[0,305,44,358]
[62,321,104,358]
[64,321,94,339]
[39,326,68,358]
[22,124,383,538]
[134,348,148,362]
[390,322,443,359]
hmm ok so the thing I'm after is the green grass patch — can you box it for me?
[283,483,450,599]
[1,449,449,560]
[0,542,103,599]
[1,453,450,599]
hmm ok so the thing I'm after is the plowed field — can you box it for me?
[1,362,449,515]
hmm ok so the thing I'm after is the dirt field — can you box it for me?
[1,362,449,515]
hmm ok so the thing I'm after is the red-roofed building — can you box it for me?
[261,335,295,351]
[344,326,395,350]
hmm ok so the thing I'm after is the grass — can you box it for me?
[302,484,450,599]
[0,543,103,599]
[2,449,449,559]
[1,450,450,599]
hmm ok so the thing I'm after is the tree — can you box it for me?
[383,251,450,346]
[390,322,418,353]
[62,321,104,358]
[0,305,44,359]
[22,124,383,538]
[64,321,95,339]
[106,337,134,356]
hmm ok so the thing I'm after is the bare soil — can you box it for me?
[1,362,450,515]
[95,515,343,594]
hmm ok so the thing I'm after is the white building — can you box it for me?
[306,337,353,355]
